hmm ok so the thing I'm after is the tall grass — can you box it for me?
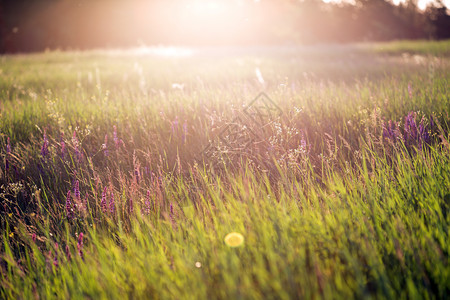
[1,41,449,299]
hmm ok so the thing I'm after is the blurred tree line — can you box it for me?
[0,0,449,53]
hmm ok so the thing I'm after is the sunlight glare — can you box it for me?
[188,0,229,16]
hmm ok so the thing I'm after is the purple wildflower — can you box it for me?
[419,117,431,145]
[430,115,434,129]
[41,130,49,158]
[77,233,84,260]
[101,187,107,213]
[32,233,36,242]
[73,180,81,201]
[66,190,74,220]
[109,191,115,214]
[383,120,400,142]
[404,112,418,145]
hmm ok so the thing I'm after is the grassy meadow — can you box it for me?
[1,41,449,299]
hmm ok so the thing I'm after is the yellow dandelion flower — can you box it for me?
[224,232,244,247]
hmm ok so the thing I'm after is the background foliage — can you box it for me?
[1,0,450,53]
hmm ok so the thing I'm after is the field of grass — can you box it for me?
[1,40,449,299]
[366,39,450,57]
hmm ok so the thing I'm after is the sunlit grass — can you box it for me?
[367,39,450,56]
[1,41,449,299]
